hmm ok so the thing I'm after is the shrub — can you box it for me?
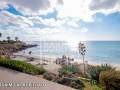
[57,77,85,89]
[99,70,120,90]
[43,72,57,81]
[70,78,85,89]
[58,65,80,77]
[0,58,46,75]
[57,77,71,85]
[87,64,115,83]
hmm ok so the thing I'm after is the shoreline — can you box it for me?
[12,51,120,70]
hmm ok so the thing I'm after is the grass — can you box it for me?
[58,65,81,77]
[87,64,115,83]
[100,70,120,90]
[82,80,102,90]
[0,57,46,75]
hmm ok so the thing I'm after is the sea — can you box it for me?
[24,41,120,65]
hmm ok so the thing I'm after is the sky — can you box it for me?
[0,0,120,42]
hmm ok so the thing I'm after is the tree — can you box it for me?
[0,33,2,37]
[15,37,18,42]
[0,33,2,41]
[78,42,86,74]
[7,36,11,43]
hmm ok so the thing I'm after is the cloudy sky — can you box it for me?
[0,0,120,41]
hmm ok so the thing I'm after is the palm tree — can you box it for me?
[78,42,86,74]
[0,33,2,42]
[15,37,18,42]
[0,33,2,37]
[7,36,11,43]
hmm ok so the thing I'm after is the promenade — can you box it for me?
[0,66,76,90]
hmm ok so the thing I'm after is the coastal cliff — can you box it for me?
[0,41,37,56]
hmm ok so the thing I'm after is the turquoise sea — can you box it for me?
[25,41,120,64]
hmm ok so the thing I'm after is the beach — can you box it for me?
[12,52,61,74]
[11,50,120,74]
[1,41,120,90]
[20,41,120,64]
[11,50,120,72]
[0,1,120,89]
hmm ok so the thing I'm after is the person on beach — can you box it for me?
[28,51,32,55]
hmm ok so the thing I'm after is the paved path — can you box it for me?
[0,67,76,90]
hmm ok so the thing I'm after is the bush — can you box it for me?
[99,70,120,90]
[0,58,46,75]
[57,77,71,85]
[70,78,85,89]
[57,77,85,89]
[58,65,80,77]
[87,64,115,83]
[43,72,57,81]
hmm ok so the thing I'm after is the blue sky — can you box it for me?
[0,0,120,41]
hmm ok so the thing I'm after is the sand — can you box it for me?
[12,51,120,72]
[12,52,61,74]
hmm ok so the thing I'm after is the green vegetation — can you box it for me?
[0,35,21,44]
[0,36,21,44]
[0,57,46,75]
[57,65,85,89]
[43,65,85,89]
[87,64,115,83]
[0,32,2,37]
[100,70,120,90]
[86,64,120,90]
[0,40,21,44]
[58,65,81,77]
[44,65,120,90]
[15,36,18,41]
[0,34,37,56]
[83,80,102,90]
[57,77,85,89]
[43,72,57,81]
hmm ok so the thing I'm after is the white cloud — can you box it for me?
[1,0,120,21]
[9,0,50,15]
[0,0,8,9]
[39,18,64,27]
[57,0,93,22]
[80,28,88,32]
[89,0,120,15]
[90,0,119,10]
[0,11,33,28]
[0,0,120,42]
[35,27,88,41]
[0,22,88,41]
[57,0,64,5]
[57,0,120,22]
[6,0,63,16]
[29,16,64,27]
[29,16,80,29]
[30,27,87,41]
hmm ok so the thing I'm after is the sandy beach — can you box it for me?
[11,51,120,72]
[12,52,62,74]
